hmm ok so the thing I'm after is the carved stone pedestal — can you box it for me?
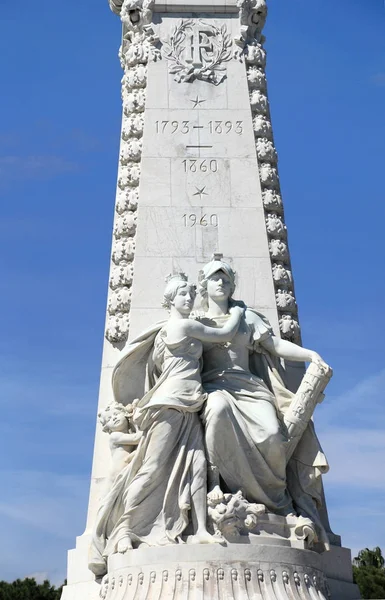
[101,543,358,600]
[61,514,359,600]
[62,1,360,599]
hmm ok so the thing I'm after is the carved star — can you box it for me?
[190,96,206,108]
[193,186,208,199]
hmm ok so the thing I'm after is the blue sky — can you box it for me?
[0,0,385,586]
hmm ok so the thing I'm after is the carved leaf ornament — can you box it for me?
[163,19,232,85]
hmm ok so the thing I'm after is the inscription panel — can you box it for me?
[170,157,231,207]
[135,206,221,258]
[155,120,244,136]
[143,110,256,159]
[155,120,191,135]
[182,213,219,227]
[182,159,219,173]
[133,12,276,316]
[135,206,268,258]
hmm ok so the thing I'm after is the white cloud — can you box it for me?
[0,470,89,584]
[371,72,385,86]
[333,368,385,409]
[320,427,385,488]
[24,572,50,584]
[0,155,79,181]
[0,470,89,540]
[317,368,385,429]
[313,369,385,554]
[0,367,98,417]
[326,491,385,560]
[315,369,385,489]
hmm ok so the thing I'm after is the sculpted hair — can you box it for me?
[98,401,133,432]
[161,277,197,310]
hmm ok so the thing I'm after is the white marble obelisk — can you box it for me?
[62,1,360,598]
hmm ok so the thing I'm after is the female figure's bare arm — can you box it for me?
[261,335,328,367]
[180,306,243,343]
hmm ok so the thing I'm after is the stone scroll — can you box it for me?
[284,362,333,461]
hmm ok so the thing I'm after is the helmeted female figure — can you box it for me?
[197,256,330,546]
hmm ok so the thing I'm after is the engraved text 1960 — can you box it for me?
[182,214,218,227]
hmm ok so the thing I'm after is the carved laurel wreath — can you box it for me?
[162,19,232,85]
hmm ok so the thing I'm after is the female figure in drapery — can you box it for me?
[89,273,243,577]
[197,256,331,548]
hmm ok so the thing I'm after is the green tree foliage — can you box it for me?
[0,578,64,600]
[353,547,385,599]
[354,547,385,570]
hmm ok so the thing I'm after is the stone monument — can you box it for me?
[61,1,360,598]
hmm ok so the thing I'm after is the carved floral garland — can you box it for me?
[105,5,159,344]
[236,0,301,343]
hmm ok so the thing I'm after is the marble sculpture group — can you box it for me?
[89,256,332,578]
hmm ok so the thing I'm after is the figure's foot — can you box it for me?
[117,536,133,554]
[188,530,222,545]
[207,485,225,506]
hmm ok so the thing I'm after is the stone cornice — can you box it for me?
[108,0,240,16]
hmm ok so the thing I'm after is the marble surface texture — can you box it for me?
[62,2,360,599]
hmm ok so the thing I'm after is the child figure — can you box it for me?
[89,401,142,577]
[98,401,142,495]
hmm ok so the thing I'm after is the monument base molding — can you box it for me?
[94,544,358,600]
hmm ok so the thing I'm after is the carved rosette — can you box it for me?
[105,0,159,344]
[237,0,300,343]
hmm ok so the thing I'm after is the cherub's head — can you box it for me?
[98,401,134,434]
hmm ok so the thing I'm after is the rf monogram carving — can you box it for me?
[162,19,232,84]
[185,25,214,68]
